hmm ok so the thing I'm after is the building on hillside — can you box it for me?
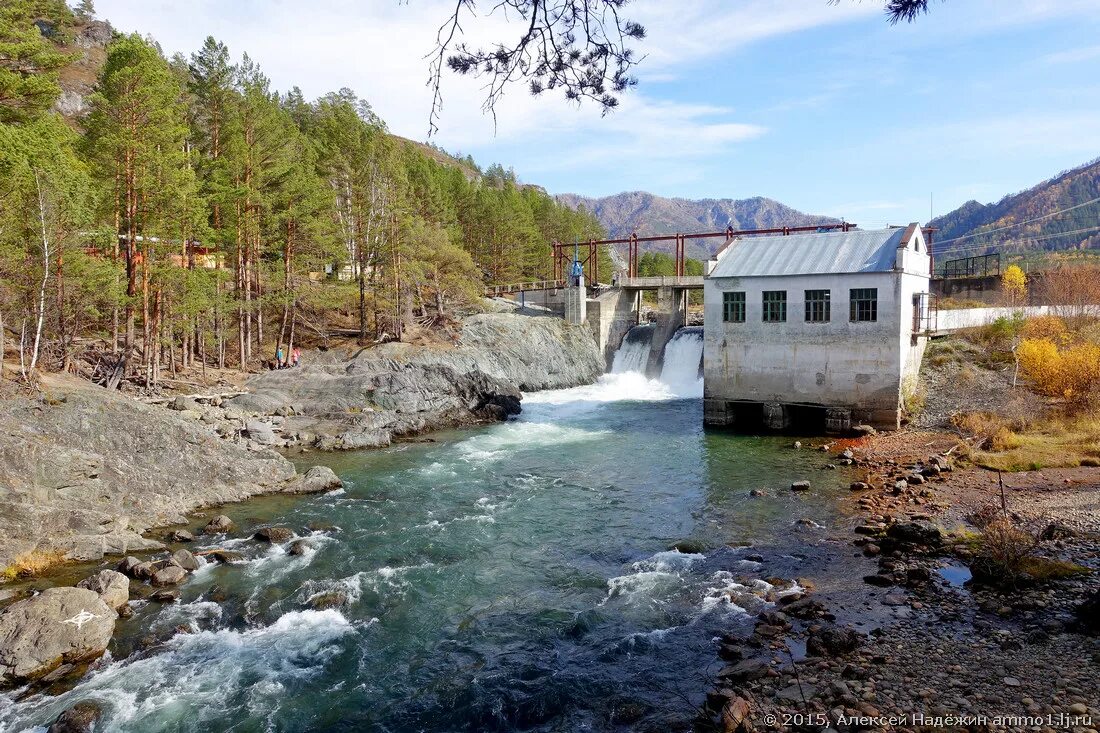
[702,224,933,433]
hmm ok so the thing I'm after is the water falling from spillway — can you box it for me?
[606,324,702,399]
[659,327,704,397]
[610,324,654,374]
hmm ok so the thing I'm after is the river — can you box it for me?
[0,328,859,733]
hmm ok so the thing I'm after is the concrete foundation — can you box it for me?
[703,399,897,434]
[586,287,640,369]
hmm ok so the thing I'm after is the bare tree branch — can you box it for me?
[427,0,645,136]
[428,1,943,135]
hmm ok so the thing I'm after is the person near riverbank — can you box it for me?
[275,347,285,369]
[292,347,301,367]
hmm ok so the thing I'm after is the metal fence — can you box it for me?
[940,252,1001,279]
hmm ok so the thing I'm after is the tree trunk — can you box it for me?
[30,170,51,373]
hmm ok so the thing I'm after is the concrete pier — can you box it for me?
[645,286,688,377]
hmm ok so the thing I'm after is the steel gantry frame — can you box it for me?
[497,223,858,295]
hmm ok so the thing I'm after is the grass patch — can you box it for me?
[954,410,1100,472]
[1019,557,1091,580]
[2,548,66,580]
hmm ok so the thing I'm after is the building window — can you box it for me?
[762,290,787,323]
[804,289,831,322]
[850,288,878,322]
[723,291,745,323]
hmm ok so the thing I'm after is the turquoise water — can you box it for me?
[0,365,856,732]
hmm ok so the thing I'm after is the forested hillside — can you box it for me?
[930,158,1100,264]
[0,2,606,385]
[556,191,837,259]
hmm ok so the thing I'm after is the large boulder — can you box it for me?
[151,565,187,587]
[244,420,278,445]
[75,570,129,611]
[253,527,294,544]
[47,701,102,733]
[806,624,863,658]
[0,588,116,687]
[203,515,235,535]
[170,549,200,572]
[295,465,342,494]
[883,521,942,550]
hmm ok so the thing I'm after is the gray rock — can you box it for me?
[288,539,311,556]
[0,375,298,570]
[203,515,235,535]
[776,683,817,702]
[293,465,343,494]
[204,550,243,564]
[253,527,294,544]
[167,530,194,543]
[117,556,142,577]
[806,625,863,658]
[169,395,201,412]
[791,480,811,492]
[151,566,187,587]
[76,570,129,611]
[130,562,155,581]
[717,658,768,682]
[242,312,602,452]
[170,549,200,572]
[47,701,102,733]
[150,588,180,603]
[0,587,116,687]
[885,521,943,549]
[245,420,278,445]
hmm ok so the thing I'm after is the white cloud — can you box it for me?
[93,0,865,154]
[1043,44,1100,65]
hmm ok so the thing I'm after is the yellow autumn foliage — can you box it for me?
[1021,315,1067,343]
[1001,264,1027,304]
[1018,337,1100,400]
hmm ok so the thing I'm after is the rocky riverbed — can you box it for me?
[697,435,1100,733]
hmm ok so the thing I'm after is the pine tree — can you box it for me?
[0,0,74,124]
[84,33,197,378]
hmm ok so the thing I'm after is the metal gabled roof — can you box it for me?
[708,227,906,278]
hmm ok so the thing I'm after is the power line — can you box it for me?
[933,224,1100,256]
[931,194,1100,246]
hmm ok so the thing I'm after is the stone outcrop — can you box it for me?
[0,588,116,686]
[75,570,129,612]
[232,311,602,450]
[0,375,335,569]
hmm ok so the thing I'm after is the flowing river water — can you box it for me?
[0,328,862,733]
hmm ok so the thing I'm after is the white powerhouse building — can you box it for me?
[702,224,932,433]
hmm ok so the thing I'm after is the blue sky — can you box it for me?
[94,0,1100,227]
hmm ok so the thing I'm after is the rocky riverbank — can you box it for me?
[0,374,342,573]
[0,309,601,572]
[698,434,1100,733]
[205,310,604,451]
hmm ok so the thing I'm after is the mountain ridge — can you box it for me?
[927,157,1100,262]
[554,190,839,259]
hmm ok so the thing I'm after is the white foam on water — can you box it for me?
[699,571,772,617]
[0,610,355,733]
[240,534,333,583]
[299,562,435,607]
[148,600,224,635]
[630,550,705,574]
[601,550,706,606]
[454,420,610,463]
